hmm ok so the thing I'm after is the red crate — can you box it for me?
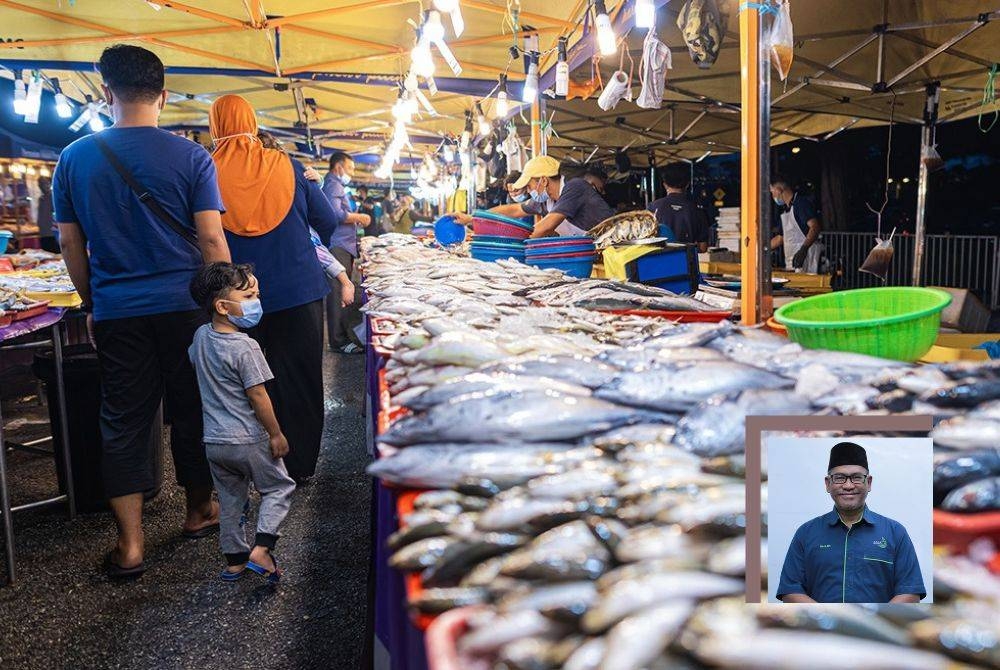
[598,308,733,322]
[933,509,1000,554]
[425,606,490,670]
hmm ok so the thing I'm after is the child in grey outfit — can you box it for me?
[188,262,296,583]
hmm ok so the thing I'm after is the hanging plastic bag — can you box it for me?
[676,0,728,69]
[637,30,672,109]
[598,70,631,111]
[768,0,794,81]
[859,229,895,281]
[921,143,944,172]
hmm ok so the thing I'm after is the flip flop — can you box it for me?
[181,522,220,540]
[220,567,245,582]
[246,556,282,585]
[104,551,146,580]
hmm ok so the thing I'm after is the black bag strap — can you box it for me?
[93,135,201,250]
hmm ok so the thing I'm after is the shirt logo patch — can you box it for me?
[819,544,831,548]
[874,537,888,549]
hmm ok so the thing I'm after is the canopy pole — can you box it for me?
[739,3,772,325]
[912,82,940,287]
[531,98,542,157]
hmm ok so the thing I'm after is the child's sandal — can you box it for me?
[246,556,281,585]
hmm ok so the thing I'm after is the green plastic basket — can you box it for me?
[773,287,952,361]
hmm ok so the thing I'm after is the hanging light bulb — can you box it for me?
[24,75,43,124]
[13,77,28,116]
[433,0,464,37]
[522,55,539,103]
[411,41,435,78]
[475,102,490,136]
[89,114,106,132]
[422,10,446,44]
[594,0,617,57]
[443,143,455,162]
[555,38,569,98]
[54,92,73,118]
[635,0,655,29]
[496,74,509,117]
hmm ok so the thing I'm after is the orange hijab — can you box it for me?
[209,94,294,236]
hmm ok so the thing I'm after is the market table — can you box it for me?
[365,317,430,670]
[0,307,76,585]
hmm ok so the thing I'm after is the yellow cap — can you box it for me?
[511,155,561,190]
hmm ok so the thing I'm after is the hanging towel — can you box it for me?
[638,30,672,109]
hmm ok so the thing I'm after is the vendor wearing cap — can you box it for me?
[513,155,615,238]
[777,442,925,604]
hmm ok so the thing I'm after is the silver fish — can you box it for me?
[707,535,768,579]
[693,630,953,670]
[412,489,489,512]
[583,571,743,632]
[477,497,594,532]
[940,476,1000,512]
[500,520,612,582]
[458,610,569,656]
[931,416,1000,450]
[411,331,508,367]
[478,354,619,389]
[381,391,667,445]
[599,601,695,670]
[498,581,599,621]
[525,469,620,500]
[673,390,813,457]
[587,424,677,454]
[421,532,528,587]
[932,448,1000,506]
[388,536,466,571]
[755,603,912,646]
[614,524,693,563]
[387,509,456,550]
[367,443,600,489]
[597,362,791,412]
[409,586,493,615]
[911,618,1000,668]
[564,637,607,670]
[642,321,735,349]
[403,372,591,411]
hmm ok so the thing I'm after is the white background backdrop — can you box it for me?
[766,436,934,603]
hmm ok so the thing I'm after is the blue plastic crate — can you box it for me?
[624,244,699,294]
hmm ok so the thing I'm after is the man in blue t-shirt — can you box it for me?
[53,44,230,579]
[777,442,926,604]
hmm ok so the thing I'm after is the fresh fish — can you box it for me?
[585,516,630,555]
[940,476,1000,512]
[477,496,610,532]
[496,636,567,670]
[563,637,607,670]
[500,521,612,582]
[911,618,1000,668]
[367,443,600,489]
[582,571,743,632]
[921,379,1000,408]
[408,586,494,615]
[525,469,619,500]
[599,601,694,670]
[692,630,954,670]
[614,524,693,563]
[458,610,569,656]
[498,581,599,621]
[759,349,909,382]
[403,372,591,411]
[597,362,791,412]
[755,603,912,645]
[460,555,525,591]
[587,424,677,453]
[701,454,765,479]
[413,489,489,512]
[641,321,734,349]
[478,354,618,389]
[597,344,724,370]
[421,532,528,587]
[387,536,466,571]
[673,389,812,457]
[708,327,790,358]
[388,364,472,394]
[411,331,509,367]
[380,391,667,446]
[387,509,456,550]
[866,389,915,412]
[660,495,763,537]
[932,448,1000,506]
[931,416,1000,450]
[707,535,767,578]
[935,359,1000,381]
[810,383,880,414]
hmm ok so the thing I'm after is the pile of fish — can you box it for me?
[359,236,1000,669]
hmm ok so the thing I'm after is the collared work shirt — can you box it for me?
[777,506,925,603]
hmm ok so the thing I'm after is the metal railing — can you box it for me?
[821,232,1000,309]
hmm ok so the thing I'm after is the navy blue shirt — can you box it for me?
[773,192,819,237]
[551,178,615,232]
[777,506,926,603]
[226,160,338,314]
[52,127,224,322]
[321,174,354,257]
[648,193,710,244]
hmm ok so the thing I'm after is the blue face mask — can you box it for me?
[529,188,549,204]
[226,298,263,329]
[511,192,528,203]
[774,196,785,207]
[339,173,352,186]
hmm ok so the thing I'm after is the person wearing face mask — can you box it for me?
[323,152,369,354]
[769,173,823,273]
[511,155,615,238]
[54,45,230,579]
[209,94,342,484]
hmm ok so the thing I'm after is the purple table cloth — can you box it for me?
[0,308,65,343]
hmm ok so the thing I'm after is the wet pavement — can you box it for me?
[0,352,371,670]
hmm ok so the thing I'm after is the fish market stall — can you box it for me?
[359,234,1000,669]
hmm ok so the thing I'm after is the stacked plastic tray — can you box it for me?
[524,236,596,278]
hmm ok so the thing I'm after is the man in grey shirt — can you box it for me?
[188,263,296,583]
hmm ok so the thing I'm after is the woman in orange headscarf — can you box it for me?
[209,94,348,483]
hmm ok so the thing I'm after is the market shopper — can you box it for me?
[777,442,926,604]
[54,44,229,578]
[393,195,435,234]
[769,173,823,272]
[648,162,711,252]
[209,94,339,483]
[323,152,369,354]
[188,263,296,584]
[356,186,379,237]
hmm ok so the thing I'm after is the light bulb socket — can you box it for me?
[558,37,568,62]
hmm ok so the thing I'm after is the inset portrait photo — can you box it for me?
[767,437,934,604]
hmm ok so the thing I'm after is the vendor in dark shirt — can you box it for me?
[648,162,710,252]
[511,155,615,238]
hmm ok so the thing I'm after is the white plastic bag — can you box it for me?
[921,143,944,172]
[598,70,631,111]
[637,30,672,109]
[768,0,794,81]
